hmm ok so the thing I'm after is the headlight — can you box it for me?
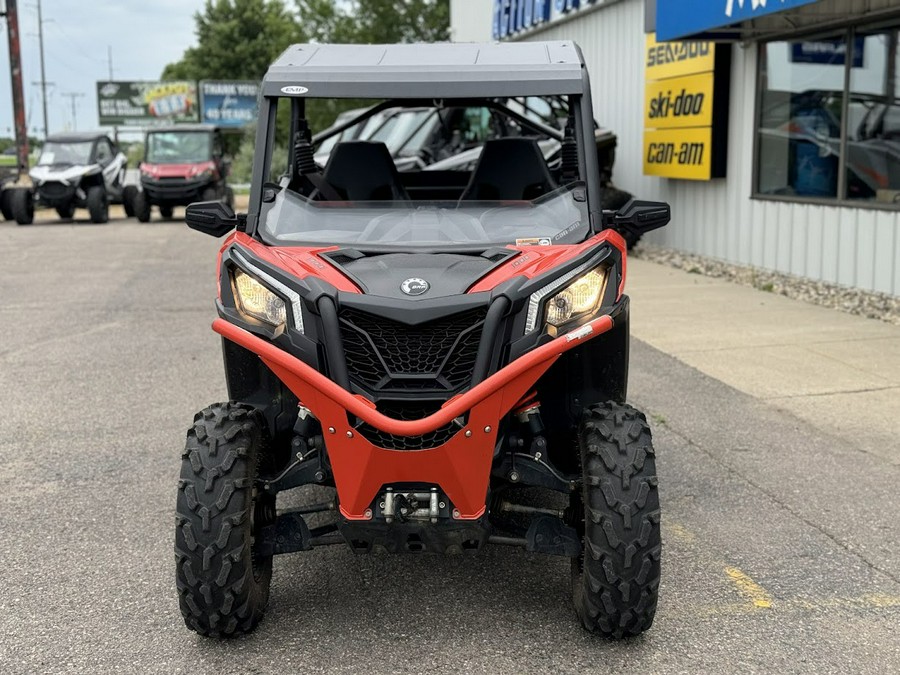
[525,264,609,333]
[545,268,607,327]
[232,268,287,328]
[195,169,213,181]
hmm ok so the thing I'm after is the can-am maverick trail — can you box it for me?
[177,42,670,639]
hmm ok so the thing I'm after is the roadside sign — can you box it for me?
[97,81,200,126]
[199,81,259,127]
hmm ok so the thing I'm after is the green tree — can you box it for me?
[296,0,449,44]
[162,0,300,81]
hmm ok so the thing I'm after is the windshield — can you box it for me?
[38,141,93,166]
[146,131,212,164]
[263,182,589,247]
[264,96,589,248]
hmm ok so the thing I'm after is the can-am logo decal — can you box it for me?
[280,86,309,95]
[400,278,429,296]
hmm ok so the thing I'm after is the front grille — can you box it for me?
[357,401,462,450]
[340,307,487,392]
[39,181,73,200]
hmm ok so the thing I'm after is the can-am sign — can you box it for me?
[656,0,821,41]
[492,0,605,40]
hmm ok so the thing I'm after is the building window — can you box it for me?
[756,25,900,206]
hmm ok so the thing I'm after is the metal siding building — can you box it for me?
[450,0,900,295]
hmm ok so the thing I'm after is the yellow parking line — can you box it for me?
[724,566,774,609]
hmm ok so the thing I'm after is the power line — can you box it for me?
[61,91,84,130]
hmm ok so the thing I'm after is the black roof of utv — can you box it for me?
[261,42,588,98]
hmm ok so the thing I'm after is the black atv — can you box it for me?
[177,41,670,639]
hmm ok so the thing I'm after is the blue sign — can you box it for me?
[791,38,864,68]
[493,0,602,39]
[199,81,259,128]
[656,0,821,41]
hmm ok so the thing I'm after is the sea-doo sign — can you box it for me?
[656,0,821,41]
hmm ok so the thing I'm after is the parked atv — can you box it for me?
[12,132,131,225]
[176,42,670,639]
[134,125,232,222]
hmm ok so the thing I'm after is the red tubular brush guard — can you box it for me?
[212,314,614,520]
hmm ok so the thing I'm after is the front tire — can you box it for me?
[133,190,151,222]
[86,186,108,224]
[0,189,13,220]
[11,188,34,225]
[201,186,218,202]
[571,402,661,638]
[123,185,137,218]
[176,402,275,637]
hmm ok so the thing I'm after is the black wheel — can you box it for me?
[571,402,661,638]
[11,188,34,225]
[123,185,138,218]
[56,202,76,220]
[0,189,13,221]
[86,186,108,224]
[133,190,151,223]
[225,186,235,209]
[201,186,218,202]
[176,402,276,637]
[159,205,174,220]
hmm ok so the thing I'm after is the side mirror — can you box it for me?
[604,199,670,237]
[185,200,238,237]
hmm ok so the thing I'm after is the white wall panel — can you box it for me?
[451,0,900,295]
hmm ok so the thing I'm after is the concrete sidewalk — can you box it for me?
[627,258,900,464]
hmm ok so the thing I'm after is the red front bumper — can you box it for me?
[213,315,614,521]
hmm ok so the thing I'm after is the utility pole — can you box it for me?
[35,0,49,138]
[2,0,31,179]
[107,45,113,80]
[61,92,84,131]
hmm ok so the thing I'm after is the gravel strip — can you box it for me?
[632,245,900,326]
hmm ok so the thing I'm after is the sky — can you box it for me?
[1,0,206,139]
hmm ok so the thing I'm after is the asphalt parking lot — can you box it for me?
[1,214,899,674]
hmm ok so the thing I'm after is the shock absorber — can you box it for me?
[560,120,579,185]
[293,119,318,177]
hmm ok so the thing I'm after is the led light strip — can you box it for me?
[524,253,608,334]
[231,248,304,333]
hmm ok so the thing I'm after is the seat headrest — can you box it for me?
[460,138,556,201]
[323,141,409,201]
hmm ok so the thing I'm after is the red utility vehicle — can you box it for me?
[133,124,232,221]
[176,42,670,639]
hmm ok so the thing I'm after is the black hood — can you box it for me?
[322,249,516,300]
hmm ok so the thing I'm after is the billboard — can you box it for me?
[97,81,199,126]
[199,81,259,127]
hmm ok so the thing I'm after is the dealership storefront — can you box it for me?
[450,0,900,295]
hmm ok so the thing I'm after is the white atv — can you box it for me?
[15,132,135,225]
